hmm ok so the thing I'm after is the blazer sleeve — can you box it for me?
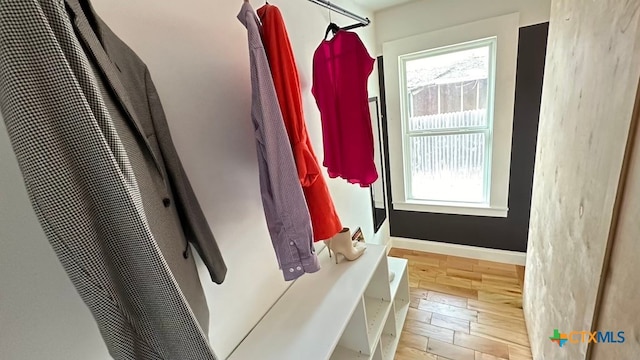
[144,67,227,284]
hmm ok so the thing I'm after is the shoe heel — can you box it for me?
[327,228,364,264]
[324,240,332,258]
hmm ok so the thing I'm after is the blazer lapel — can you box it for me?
[65,0,164,178]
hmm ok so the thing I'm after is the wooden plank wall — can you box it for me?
[591,84,640,358]
[523,0,640,359]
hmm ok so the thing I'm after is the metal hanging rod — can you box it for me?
[308,0,371,26]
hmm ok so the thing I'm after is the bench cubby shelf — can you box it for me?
[228,243,409,360]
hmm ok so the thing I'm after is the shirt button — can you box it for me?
[289,241,294,246]
[289,268,294,273]
[296,266,302,271]
[162,198,171,207]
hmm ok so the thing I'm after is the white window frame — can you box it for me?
[383,13,520,218]
[400,38,497,206]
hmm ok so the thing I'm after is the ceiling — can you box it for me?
[350,0,415,12]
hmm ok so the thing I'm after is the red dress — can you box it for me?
[257,4,342,242]
[312,30,378,187]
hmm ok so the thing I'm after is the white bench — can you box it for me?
[228,243,410,360]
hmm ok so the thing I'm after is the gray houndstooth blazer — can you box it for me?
[0,0,224,359]
[68,0,228,285]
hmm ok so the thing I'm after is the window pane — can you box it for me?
[405,45,490,131]
[409,133,486,203]
[405,46,489,88]
[410,85,438,117]
[462,80,478,111]
[411,85,438,116]
[440,83,461,113]
[408,110,487,131]
[425,85,438,115]
[478,78,488,110]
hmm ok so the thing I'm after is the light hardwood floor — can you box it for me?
[388,248,532,360]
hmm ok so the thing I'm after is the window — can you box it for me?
[400,38,496,204]
[383,12,518,217]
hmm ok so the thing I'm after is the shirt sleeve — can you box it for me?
[354,33,375,78]
[247,7,320,281]
[293,141,321,187]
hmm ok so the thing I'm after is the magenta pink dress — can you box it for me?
[312,30,378,187]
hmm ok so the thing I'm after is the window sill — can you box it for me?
[393,200,508,218]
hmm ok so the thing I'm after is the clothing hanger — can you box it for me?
[323,1,338,40]
[342,22,367,31]
[323,1,367,40]
[323,20,367,40]
[324,22,340,40]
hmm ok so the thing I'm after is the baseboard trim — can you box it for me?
[390,237,526,265]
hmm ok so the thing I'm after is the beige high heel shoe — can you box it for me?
[324,228,360,258]
[325,228,365,264]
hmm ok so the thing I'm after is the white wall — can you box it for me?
[375,0,551,53]
[0,0,382,359]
